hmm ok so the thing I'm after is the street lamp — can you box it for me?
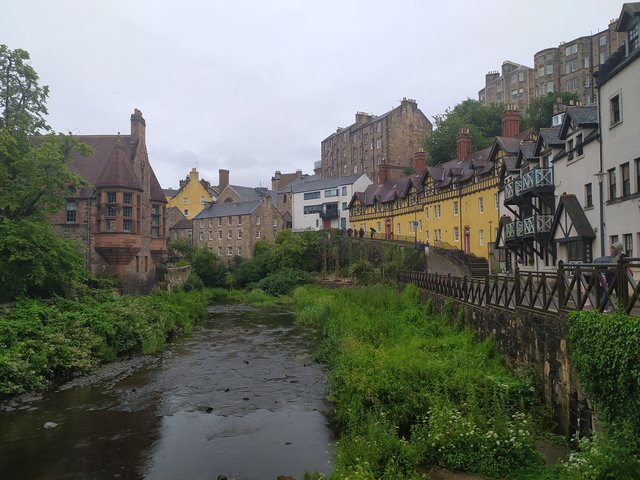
[594,171,606,257]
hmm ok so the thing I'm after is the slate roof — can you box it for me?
[193,200,262,219]
[163,188,179,197]
[550,194,596,242]
[68,134,165,202]
[283,174,363,194]
[170,219,193,230]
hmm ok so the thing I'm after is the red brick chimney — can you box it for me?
[414,149,427,173]
[219,169,229,190]
[501,105,521,138]
[130,108,146,146]
[456,128,471,161]
[378,164,389,184]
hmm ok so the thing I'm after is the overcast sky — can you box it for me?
[4,0,623,189]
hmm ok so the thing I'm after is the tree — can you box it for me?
[523,92,580,130]
[0,45,88,300]
[425,99,504,165]
[0,45,50,134]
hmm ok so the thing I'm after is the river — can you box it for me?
[0,304,335,480]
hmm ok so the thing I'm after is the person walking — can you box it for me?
[424,240,430,256]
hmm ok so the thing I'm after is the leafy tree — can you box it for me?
[425,99,504,165]
[0,218,85,301]
[0,45,50,134]
[523,91,580,130]
[0,45,89,300]
[191,247,227,288]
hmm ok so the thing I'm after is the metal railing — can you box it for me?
[399,257,640,315]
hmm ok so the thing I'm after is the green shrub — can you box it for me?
[255,268,314,296]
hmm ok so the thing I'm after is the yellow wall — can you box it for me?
[166,168,213,220]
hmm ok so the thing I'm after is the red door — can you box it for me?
[323,218,331,230]
[385,219,392,240]
[464,226,470,254]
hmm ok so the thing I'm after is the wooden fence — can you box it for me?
[399,257,640,315]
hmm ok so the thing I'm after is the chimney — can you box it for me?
[219,169,229,190]
[189,167,199,182]
[271,171,281,191]
[355,111,371,124]
[378,164,389,184]
[456,128,471,161]
[501,105,521,138]
[414,149,427,173]
[130,108,146,146]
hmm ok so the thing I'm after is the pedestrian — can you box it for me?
[359,227,365,238]
[347,228,352,237]
[424,240,430,256]
[370,227,376,239]
[596,241,625,312]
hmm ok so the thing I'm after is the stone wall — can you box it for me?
[414,288,591,437]
[164,265,191,291]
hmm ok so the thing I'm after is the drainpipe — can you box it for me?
[595,82,605,257]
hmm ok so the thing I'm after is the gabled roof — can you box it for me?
[163,188,179,197]
[170,219,193,230]
[225,185,273,201]
[559,106,598,139]
[550,194,595,242]
[617,2,640,31]
[94,140,144,191]
[534,127,563,156]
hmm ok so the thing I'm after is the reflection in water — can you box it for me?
[0,304,334,480]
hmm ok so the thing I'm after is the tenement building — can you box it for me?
[50,109,167,293]
[319,98,432,183]
[478,61,535,112]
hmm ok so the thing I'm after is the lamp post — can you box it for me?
[594,171,606,257]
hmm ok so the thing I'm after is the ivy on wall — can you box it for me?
[568,310,640,434]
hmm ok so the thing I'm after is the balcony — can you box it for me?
[504,168,553,205]
[504,220,523,243]
[522,214,553,237]
[319,203,339,219]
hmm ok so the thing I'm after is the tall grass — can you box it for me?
[294,284,544,479]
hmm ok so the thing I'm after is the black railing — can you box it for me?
[399,257,640,315]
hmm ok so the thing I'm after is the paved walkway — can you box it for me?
[427,250,466,277]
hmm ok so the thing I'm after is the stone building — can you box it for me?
[319,98,432,183]
[478,61,535,112]
[50,109,167,293]
[164,167,216,219]
[533,20,625,107]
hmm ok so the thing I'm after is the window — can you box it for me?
[565,43,577,55]
[66,201,77,223]
[218,230,222,240]
[599,35,606,46]
[600,51,607,65]
[546,81,554,93]
[273,218,278,227]
[151,205,160,238]
[237,246,242,256]
[494,193,499,209]
[304,191,320,200]
[199,231,204,241]
[341,186,347,196]
[635,158,640,193]
[256,229,261,238]
[453,201,459,216]
[566,78,579,92]
[610,93,621,126]
[585,183,593,207]
[546,64,553,75]
[218,218,222,227]
[183,209,188,216]
[217,246,222,256]
[237,216,242,225]
[583,57,590,69]
[227,216,232,226]
[437,205,441,218]
[237,230,242,239]
[621,163,631,197]
[200,196,205,205]
[123,206,132,232]
[208,231,213,241]
[208,219,212,227]
[630,24,639,53]
[397,223,401,235]
[479,229,485,246]
[282,194,287,204]
[377,222,381,232]
[325,188,339,197]
[478,197,484,213]
[565,58,577,74]
[608,168,617,200]
[123,192,132,205]
[376,139,382,150]
[303,205,322,214]
[227,246,233,256]
[453,226,459,242]
[624,234,633,257]
[342,202,347,210]
[256,216,261,225]
[183,197,188,205]
[107,192,116,204]
[567,139,574,161]
[425,208,429,220]
[227,230,232,239]
[576,133,583,157]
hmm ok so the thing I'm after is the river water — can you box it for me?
[0,304,335,480]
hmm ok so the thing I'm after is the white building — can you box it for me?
[283,174,372,231]
[594,2,640,259]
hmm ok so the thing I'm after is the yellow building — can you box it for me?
[165,168,214,220]
[349,108,535,260]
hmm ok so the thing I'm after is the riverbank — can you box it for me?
[293,284,560,479]
[0,288,212,396]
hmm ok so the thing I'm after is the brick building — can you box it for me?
[50,109,167,293]
[319,98,432,183]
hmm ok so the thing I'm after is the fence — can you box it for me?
[399,257,640,315]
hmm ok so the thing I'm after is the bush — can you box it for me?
[255,268,314,296]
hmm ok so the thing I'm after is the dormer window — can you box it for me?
[629,23,639,53]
